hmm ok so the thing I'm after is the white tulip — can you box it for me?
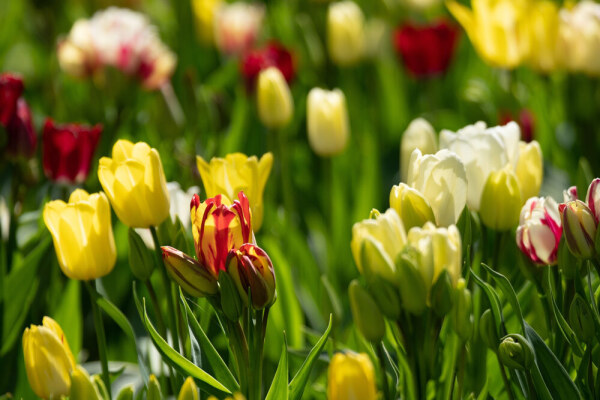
[307,88,349,157]
[400,118,437,183]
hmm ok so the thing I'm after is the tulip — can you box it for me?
[389,183,435,230]
[0,73,24,125]
[564,185,578,202]
[516,197,562,265]
[393,20,459,78]
[327,352,377,400]
[162,246,218,297]
[147,374,162,400]
[70,366,102,400]
[196,152,273,231]
[23,317,77,399]
[586,178,600,223]
[407,149,467,226]
[327,1,365,66]
[98,140,170,228]
[0,73,37,160]
[526,1,560,72]
[515,141,543,201]
[400,118,437,182]
[191,192,253,275]
[256,67,294,129]
[44,189,116,280]
[42,119,102,184]
[479,167,522,231]
[351,208,406,283]
[226,243,276,309]
[213,2,264,55]
[240,41,295,91]
[558,2,600,76]
[178,377,200,400]
[167,182,201,230]
[191,0,223,45]
[498,334,534,371]
[395,247,428,314]
[559,200,597,259]
[447,0,529,68]
[348,280,385,342]
[307,88,349,157]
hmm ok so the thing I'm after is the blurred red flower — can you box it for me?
[393,20,459,78]
[499,109,535,143]
[0,73,37,159]
[241,42,295,91]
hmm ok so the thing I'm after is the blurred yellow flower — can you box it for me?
[44,189,116,280]
[526,1,560,72]
[327,352,377,400]
[327,1,365,66]
[191,0,222,45]
[178,376,200,400]
[479,167,522,230]
[197,152,273,231]
[256,67,294,129]
[23,317,76,399]
[515,141,543,201]
[99,140,170,228]
[558,1,600,76]
[307,88,349,157]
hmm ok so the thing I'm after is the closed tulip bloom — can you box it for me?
[98,140,170,228]
[191,192,253,275]
[407,149,467,226]
[178,377,200,400]
[44,189,116,280]
[307,88,349,157]
[400,118,437,182]
[389,183,435,230]
[327,1,365,66]
[226,243,276,309]
[23,317,76,399]
[191,0,222,45]
[0,73,37,160]
[256,67,293,129]
[327,352,377,400]
[42,119,102,184]
[0,73,24,125]
[70,366,103,400]
[559,200,597,259]
[586,178,600,223]
[447,0,528,68]
[526,1,560,72]
[480,167,522,231]
[351,208,406,282]
[515,141,543,201]
[162,246,218,297]
[558,2,600,76]
[214,2,264,55]
[516,197,562,265]
[196,152,273,231]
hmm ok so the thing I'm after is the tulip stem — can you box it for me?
[586,263,599,316]
[144,280,166,338]
[496,353,515,400]
[376,342,391,400]
[85,281,112,400]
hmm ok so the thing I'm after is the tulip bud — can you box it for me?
[451,278,473,342]
[569,294,595,344]
[365,275,401,319]
[480,168,522,231]
[256,67,293,129]
[219,271,243,321]
[226,244,276,310]
[389,183,435,230]
[128,228,155,281]
[480,309,499,351]
[400,118,437,182]
[147,374,163,400]
[395,247,427,314]
[162,246,218,297]
[349,280,385,342]
[70,366,102,400]
[430,269,455,317]
[559,200,597,259]
[327,1,365,66]
[498,334,534,371]
[178,377,199,400]
[586,178,600,223]
[515,141,543,201]
[116,385,135,400]
[307,88,349,157]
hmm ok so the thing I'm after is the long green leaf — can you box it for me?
[289,315,333,400]
[471,270,505,336]
[524,322,582,400]
[482,263,524,333]
[545,272,584,357]
[180,290,239,392]
[265,338,289,400]
[133,288,230,397]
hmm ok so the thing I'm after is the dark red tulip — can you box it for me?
[1,73,37,160]
[393,20,459,78]
[0,73,24,126]
[42,119,102,184]
[240,41,295,91]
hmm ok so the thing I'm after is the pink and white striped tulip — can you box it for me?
[516,196,562,265]
[585,178,600,223]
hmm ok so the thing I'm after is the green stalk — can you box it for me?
[376,342,391,400]
[144,280,166,338]
[85,281,112,400]
[496,353,516,400]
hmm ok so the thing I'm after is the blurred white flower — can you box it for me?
[167,182,200,231]
[214,2,264,55]
[558,1,600,76]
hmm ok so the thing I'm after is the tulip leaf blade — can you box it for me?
[482,263,525,333]
[265,336,289,400]
[288,314,333,400]
[471,269,505,336]
[179,289,240,393]
[133,286,231,397]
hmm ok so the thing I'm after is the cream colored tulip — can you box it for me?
[307,88,349,157]
[257,67,293,129]
[400,118,437,182]
[407,149,467,226]
[327,1,365,66]
[558,1,600,76]
[515,141,543,201]
[389,183,435,230]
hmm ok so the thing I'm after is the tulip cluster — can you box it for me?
[58,7,176,89]
[0,73,36,160]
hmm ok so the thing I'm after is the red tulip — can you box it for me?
[240,41,295,91]
[499,109,535,143]
[42,119,102,184]
[393,20,459,78]
[0,73,24,126]
[1,73,37,159]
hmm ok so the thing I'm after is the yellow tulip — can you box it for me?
[256,67,294,129]
[99,140,170,228]
[479,167,522,230]
[389,183,435,230]
[307,88,349,157]
[44,189,116,280]
[327,1,365,66]
[191,0,222,45]
[196,152,273,231]
[447,0,529,68]
[327,352,377,400]
[525,1,560,72]
[515,141,543,201]
[23,317,77,399]
[178,377,199,400]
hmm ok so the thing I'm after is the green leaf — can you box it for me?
[52,279,82,357]
[545,272,584,357]
[471,269,505,336]
[524,322,582,400]
[482,263,525,333]
[265,337,289,400]
[180,290,239,392]
[288,315,333,400]
[133,287,231,397]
